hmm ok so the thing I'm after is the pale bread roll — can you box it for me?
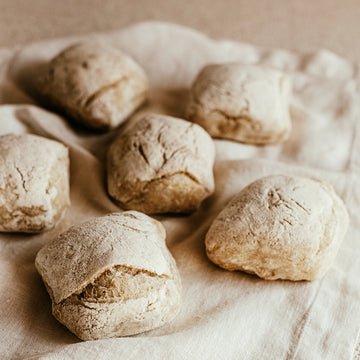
[205,175,349,281]
[107,113,215,214]
[0,133,70,233]
[186,63,291,144]
[37,42,149,130]
[35,211,182,341]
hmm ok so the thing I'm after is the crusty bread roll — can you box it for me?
[37,42,149,130]
[35,211,182,341]
[107,113,215,214]
[0,133,70,233]
[186,63,291,144]
[205,175,349,281]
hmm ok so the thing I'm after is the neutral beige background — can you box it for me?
[0,0,360,62]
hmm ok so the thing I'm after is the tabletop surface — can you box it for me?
[0,0,359,63]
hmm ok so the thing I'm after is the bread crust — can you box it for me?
[186,63,291,144]
[37,42,149,130]
[35,211,182,340]
[107,113,215,214]
[0,133,70,232]
[205,175,349,281]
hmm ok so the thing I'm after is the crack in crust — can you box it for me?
[267,187,311,215]
[83,76,128,110]
[138,144,150,166]
[70,265,170,304]
[118,223,146,234]
[120,170,204,207]
[144,170,202,189]
[14,166,28,192]
[188,96,278,144]
[121,120,208,196]
[211,108,261,131]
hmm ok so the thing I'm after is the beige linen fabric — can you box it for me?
[0,22,360,359]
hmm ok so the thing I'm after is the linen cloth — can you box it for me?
[0,22,359,360]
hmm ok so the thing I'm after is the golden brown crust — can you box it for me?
[186,63,291,144]
[35,211,182,340]
[107,113,215,214]
[37,42,149,130]
[205,175,349,281]
[0,133,70,233]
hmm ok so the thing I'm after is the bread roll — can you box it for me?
[186,63,291,144]
[38,42,149,130]
[35,211,182,341]
[205,175,349,281]
[107,113,215,214]
[0,133,70,233]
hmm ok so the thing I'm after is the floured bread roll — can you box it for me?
[205,175,349,281]
[107,113,215,214]
[0,133,70,233]
[35,211,182,341]
[38,42,149,130]
[186,63,291,144]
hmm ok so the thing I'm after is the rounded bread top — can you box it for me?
[43,41,148,105]
[107,113,215,200]
[39,41,149,129]
[205,174,349,279]
[0,133,69,213]
[187,63,291,144]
